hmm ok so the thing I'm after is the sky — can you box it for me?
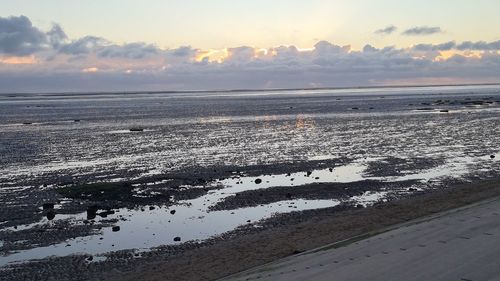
[1,0,500,92]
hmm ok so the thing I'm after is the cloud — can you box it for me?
[97,42,160,59]
[456,40,500,51]
[411,40,500,51]
[412,41,456,51]
[375,25,397,35]
[402,26,442,36]
[0,15,48,55]
[46,24,68,49]
[59,36,109,55]
[1,15,500,92]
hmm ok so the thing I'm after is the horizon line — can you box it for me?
[2,82,500,96]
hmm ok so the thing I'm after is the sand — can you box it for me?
[104,178,500,281]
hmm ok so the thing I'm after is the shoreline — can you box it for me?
[2,82,500,96]
[104,177,500,281]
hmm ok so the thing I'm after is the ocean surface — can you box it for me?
[0,85,499,264]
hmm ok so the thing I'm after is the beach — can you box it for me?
[0,85,499,280]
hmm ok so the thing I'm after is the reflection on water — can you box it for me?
[1,85,500,265]
[2,152,498,265]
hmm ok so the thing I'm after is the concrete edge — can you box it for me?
[218,195,500,280]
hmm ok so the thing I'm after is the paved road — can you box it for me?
[221,198,500,281]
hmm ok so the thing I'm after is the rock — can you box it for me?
[46,211,56,220]
[174,237,181,242]
[356,204,364,209]
[315,177,320,180]
[408,188,418,192]
[149,206,155,210]
[170,210,176,215]
[23,122,32,125]
[329,168,333,172]
[87,206,99,220]
[439,110,449,113]
[42,203,55,210]
[74,119,81,122]
[112,226,120,232]
[306,171,312,177]
[87,256,93,261]
[129,128,144,132]
[255,178,262,184]
[491,155,496,159]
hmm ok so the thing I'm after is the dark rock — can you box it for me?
[491,155,496,159]
[306,171,312,177]
[46,211,56,220]
[86,205,99,220]
[408,188,418,192]
[87,256,93,261]
[74,119,81,122]
[170,210,176,215]
[440,110,449,113]
[174,237,181,242]
[149,206,155,210]
[42,203,55,210]
[356,204,364,209]
[112,226,120,232]
[129,128,144,132]
[255,178,262,184]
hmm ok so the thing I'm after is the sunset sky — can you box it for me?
[1,0,500,92]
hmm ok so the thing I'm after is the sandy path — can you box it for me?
[222,197,500,281]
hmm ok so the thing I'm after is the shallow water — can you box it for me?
[1,85,500,265]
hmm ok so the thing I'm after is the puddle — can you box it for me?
[1,87,499,267]
[0,199,340,266]
[2,153,496,265]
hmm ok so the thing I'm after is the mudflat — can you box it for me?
[105,179,500,281]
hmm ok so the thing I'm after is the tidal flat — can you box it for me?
[0,85,499,280]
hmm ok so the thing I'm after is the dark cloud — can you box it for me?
[171,46,196,57]
[402,26,442,36]
[412,41,456,51]
[456,40,500,51]
[97,42,159,59]
[59,36,108,55]
[375,25,397,35]
[46,24,68,48]
[0,15,48,55]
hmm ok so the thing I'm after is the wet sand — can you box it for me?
[221,192,500,281]
[103,178,500,281]
[1,86,499,280]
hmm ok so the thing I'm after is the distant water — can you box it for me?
[1,85,500,264]
[1,85,499,186]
